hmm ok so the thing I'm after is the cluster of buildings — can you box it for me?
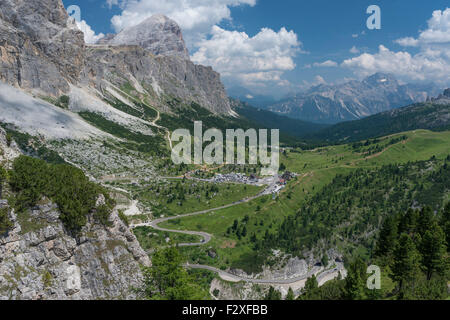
[278,171,295,185]
[211,173,258,184]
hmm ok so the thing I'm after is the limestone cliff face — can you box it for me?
[0,0,85,96]
[107,14,190,61]
[0,201,150,300]
[81,45,232,114]
[0,0,231,114]
[87,14,231,114]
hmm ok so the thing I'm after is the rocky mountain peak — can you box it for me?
[108,14,190,60]
[268,73,439,123]
[0,0,231,116]
[428,88,450,105]
[363,73,398,87]
[443,88,450,98]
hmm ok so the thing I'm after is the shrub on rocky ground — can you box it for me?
[8,155,115,233]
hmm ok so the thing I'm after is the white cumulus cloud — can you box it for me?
[343,8,450,85]
[313,60,338,67]
[395,37,419,47]
[313,75,327,85]
[349,46,360,54]
[76,20,105,44]
[191,26,301,89]
[108,0,256,46]
[107,0,302,92]
[396,8,450,46]
[342,45,450,83]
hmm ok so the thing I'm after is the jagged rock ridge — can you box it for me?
[81,45,231,114]
[0,1,231,115]
[309,89,450,143]
[429,88,450,105]
[268,73,440,124]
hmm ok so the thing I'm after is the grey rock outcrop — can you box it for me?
[0,199,150,300]
[108,14,190,61]
[0,0,85,96]
[0,0,232,115]
[0,126,20,164]
[96,34,116,45]
[81,45,232,114]
[229,256,309,281]
[0,0,231,114]
[430,88,450,105]
[88,14,232,114]
[444,88,450,98]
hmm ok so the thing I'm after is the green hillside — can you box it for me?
[233,101,328,138]
[158,130,450,275]
[264,157,449,257]
[297,204,449,300]
[309,102,450,143]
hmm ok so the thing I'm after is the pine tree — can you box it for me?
[391,234,421,296]
[232,219,238,231]
[304,275,318,292]
[236,227,241,240]
[299,275,320,300]
[375,215,398,258]
[286,287,295,300]
[441,203,450,251]
[419,224,447,280]
[321,254,329,267]
[417,206,434,237]
[344,258,367,300]
[264,286,281,300]
[398,208,418,235]
[0,165,6,197]
[0,207,13,234]
[141,247,209,300]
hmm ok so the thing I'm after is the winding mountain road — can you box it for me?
[132,184,272,246]
[130,173,345,288]
[186,263,345,287]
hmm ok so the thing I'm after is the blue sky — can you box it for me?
[64,0,450,97]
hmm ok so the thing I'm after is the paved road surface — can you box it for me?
[185,263,345,287]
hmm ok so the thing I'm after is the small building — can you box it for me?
[281,171,294,181]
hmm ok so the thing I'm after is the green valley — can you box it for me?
[155,130,450,279]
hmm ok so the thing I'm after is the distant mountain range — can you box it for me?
[265,73,441,124]
[307,89,450,143]
[231,99,329,139]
